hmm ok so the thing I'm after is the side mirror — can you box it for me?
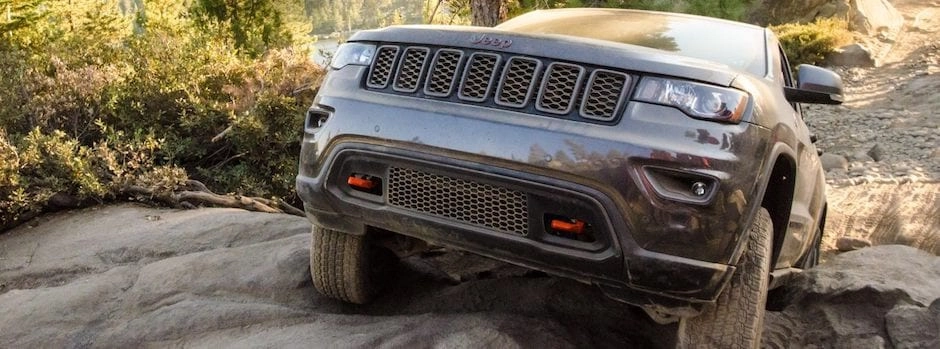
[784,64,844,105]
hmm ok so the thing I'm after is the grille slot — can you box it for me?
[367,46,400,89]
[393,47,430,92]
[424,49,464,97]
[495,57,541,108]
[458,53,501,102]
[537,63,585,115]
[580,70,630,121]
[388,167,529,235]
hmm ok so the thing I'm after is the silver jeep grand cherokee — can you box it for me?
[297,9,843,347]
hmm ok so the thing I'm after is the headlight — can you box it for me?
[329,43,376,70]
[633,77,749,123]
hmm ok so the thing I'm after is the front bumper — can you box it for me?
[297,65,773,308]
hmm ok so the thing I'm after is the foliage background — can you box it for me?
[771,18,852,68]
[0,0,323,229]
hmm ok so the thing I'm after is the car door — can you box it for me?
[774,45,825,268]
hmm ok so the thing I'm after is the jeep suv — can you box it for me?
[296,9,843,347]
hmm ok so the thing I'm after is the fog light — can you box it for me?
[691,182,707,197]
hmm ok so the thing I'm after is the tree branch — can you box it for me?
[122,183,304,216]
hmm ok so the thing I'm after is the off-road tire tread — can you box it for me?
[679,208,773,349]
[310,226,374,304]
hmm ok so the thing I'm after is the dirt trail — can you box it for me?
[824,182,940,254]
[813,0,940,257]
[842,0,940,110]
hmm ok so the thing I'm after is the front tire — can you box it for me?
[310,225,376,304]
[678,208,773,348]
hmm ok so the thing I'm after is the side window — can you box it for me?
[778,46,794,88]
[778,45,803,115]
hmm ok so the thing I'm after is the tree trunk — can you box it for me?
[470,0,505,27]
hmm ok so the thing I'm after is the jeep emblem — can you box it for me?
[470,34,512,49]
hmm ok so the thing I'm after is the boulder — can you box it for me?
[849,150,875,162]
[885,301,940,348]
[836,236,873,251]
[821,153,850,171]
[827,43,877,67]
[763,245,940,347]
[799,245,940,306]
[850,0,904,36]
[867,144,885,162]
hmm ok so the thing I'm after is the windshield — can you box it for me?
[497,9,767,76]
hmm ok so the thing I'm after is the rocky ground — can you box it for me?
[763,245,940,348]
[807,1,938,184]
[1,205,938,348]
[0,205,671,348]
[804,0,940,259]
[769,1,940,345]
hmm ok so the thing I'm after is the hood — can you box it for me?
[348,25,741,87]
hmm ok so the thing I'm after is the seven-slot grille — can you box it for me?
[387,167,529,236]
[366,45,632,122]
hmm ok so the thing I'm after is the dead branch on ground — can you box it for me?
[122,179,304,217]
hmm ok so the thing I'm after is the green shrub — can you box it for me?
[0,131,28,222]
[196,48,323,197]
[0,122,192,229]
[771,17,852,67]
[1,129,104,228]
[0,0,324,230]
[190,0,294,57]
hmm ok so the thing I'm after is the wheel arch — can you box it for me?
[759,148,797,268]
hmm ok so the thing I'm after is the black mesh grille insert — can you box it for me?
[387,167,529,235]
[537,63,584,115]
[393,47,430,92]
[424,49,463,97]
[496,57,540,108]
[367,46,399,89]
[458,53,500,102]
[580,70,630,121]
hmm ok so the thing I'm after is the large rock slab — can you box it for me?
[763,245,940,347]
[850,0,904,35]
[0,205,669,348]
[885,301,940,348]
[0,204,310,292]
[2,205,939,348]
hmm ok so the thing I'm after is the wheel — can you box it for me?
[678,208,773,349]
[310,225,379,304]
